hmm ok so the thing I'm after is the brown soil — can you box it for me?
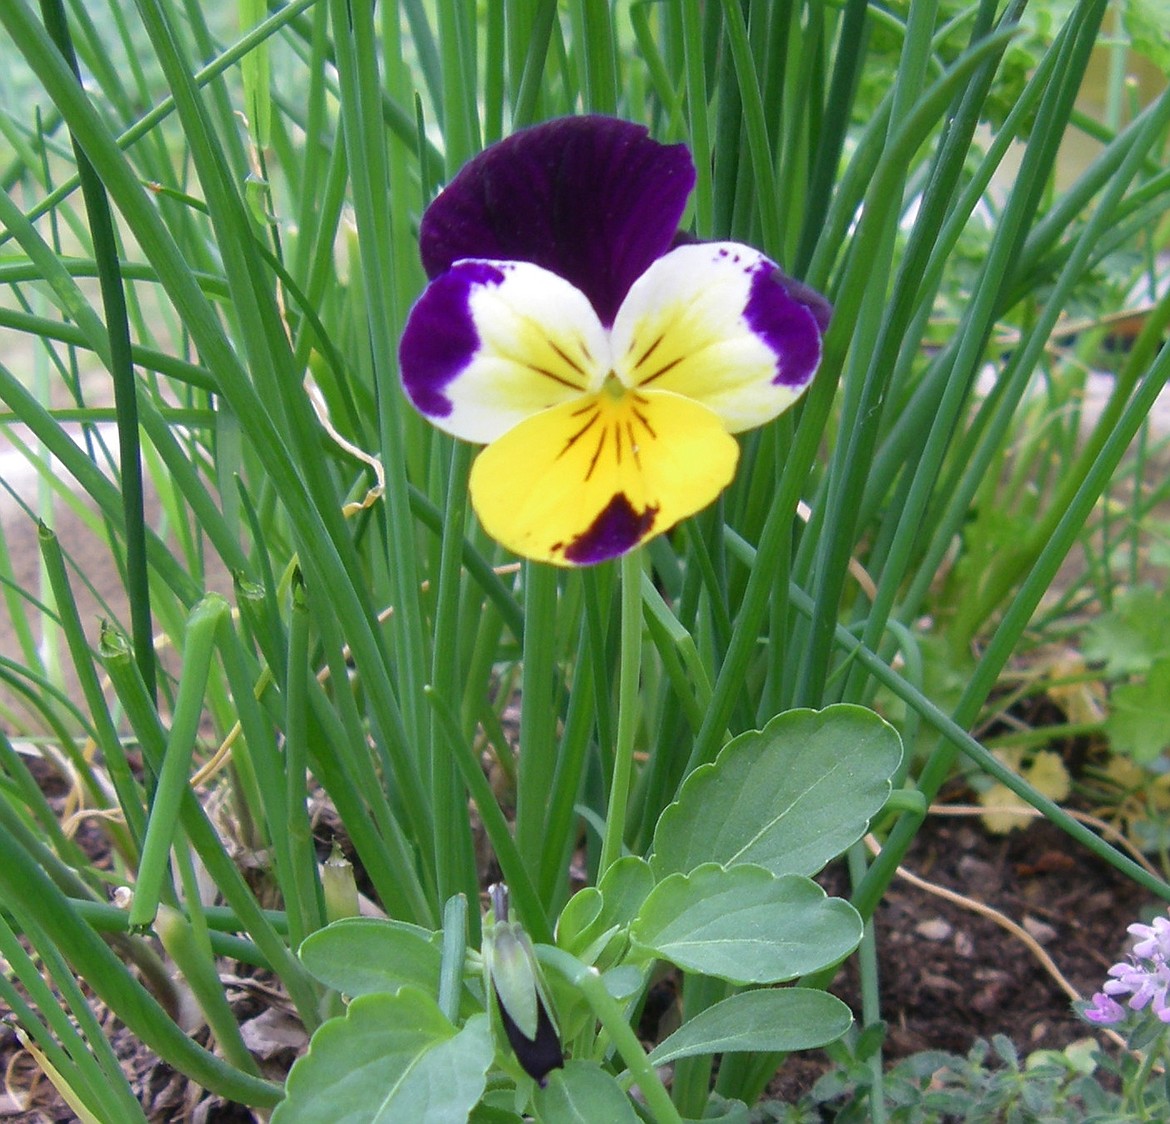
[768,802,1156,1105]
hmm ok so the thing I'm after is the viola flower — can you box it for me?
[399,116,830,566]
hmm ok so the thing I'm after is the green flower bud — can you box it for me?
[483,884,563,1084]
[322,841,360,922]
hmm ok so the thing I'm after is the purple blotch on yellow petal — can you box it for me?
[743,262,831,389]
[419,116,694,326]
[563,493,657,565]
[399,261,505,418]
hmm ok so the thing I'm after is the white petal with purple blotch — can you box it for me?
[399,259,609,445]
[610,243,824,434]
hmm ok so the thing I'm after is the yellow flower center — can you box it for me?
[601,371,627,400]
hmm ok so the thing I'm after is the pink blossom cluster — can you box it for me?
[1084,916,1170,1025]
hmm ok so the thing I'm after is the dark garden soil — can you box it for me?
[0,751,1156,1122]
[766,800,1156,1106]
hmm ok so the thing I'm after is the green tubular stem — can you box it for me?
[0,910,147,1122]
[155,905,262,1078]
[599,550,644,878]
[429,440,480,914]
[511,0,558,128]
[515,563,560,868]
[100,627,324,1025]
[129,595,228,932]
[38,0,154,696]
[284,574,324,948]
[716,0,779,255]
[672,972,725,1115]
[0,0,327,251]
[0,303,214,390]
[438,894,469,1025]
[684,23,1019,779]
[424,685,552,946]
[327,0,431,757]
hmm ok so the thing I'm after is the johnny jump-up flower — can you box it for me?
[1083,916,1170,1025]
[399,116,830,566]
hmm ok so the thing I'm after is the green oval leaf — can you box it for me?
[652,706,902,879]
[298,918,441,997]
[1104,657,1170,762]
[647,988,853,1066]
[630,864,862,984]
[273,990,492,1123]
[558,857,655,966]
[555,887,604,957]
[533,1059,639,1123]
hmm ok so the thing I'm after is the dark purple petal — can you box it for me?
[745,264,832,388]
[420,116,695,326]
[564,493,657,564]
[398,261,505,418]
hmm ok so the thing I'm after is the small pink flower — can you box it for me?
[1082,992,1126,1025]
[1129,917,1170,962]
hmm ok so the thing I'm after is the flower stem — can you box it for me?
[1126,1034,1162,1119]
[599,550,643,877]
[537,946,681,1124]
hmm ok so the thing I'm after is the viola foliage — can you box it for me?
[278,705,896,1120]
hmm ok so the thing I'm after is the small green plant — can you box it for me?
[274,707,899,1120]
[1084,585,1170,763]
[782,1034,1130,1123]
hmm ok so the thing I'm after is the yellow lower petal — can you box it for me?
[469,388,738,566]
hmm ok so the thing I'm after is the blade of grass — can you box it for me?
[39,523,145,848]
[282,572,326,948]
[685,28,1018,775]
[155,903,263,1078]
[100,624,323,1023]
[511,0,558,128]
[38,0,154,695]
[515,563,560,872]
[0,912,148,1123]
[598,550,643,876]
[327,0,431,760]
[424,684,551,944]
